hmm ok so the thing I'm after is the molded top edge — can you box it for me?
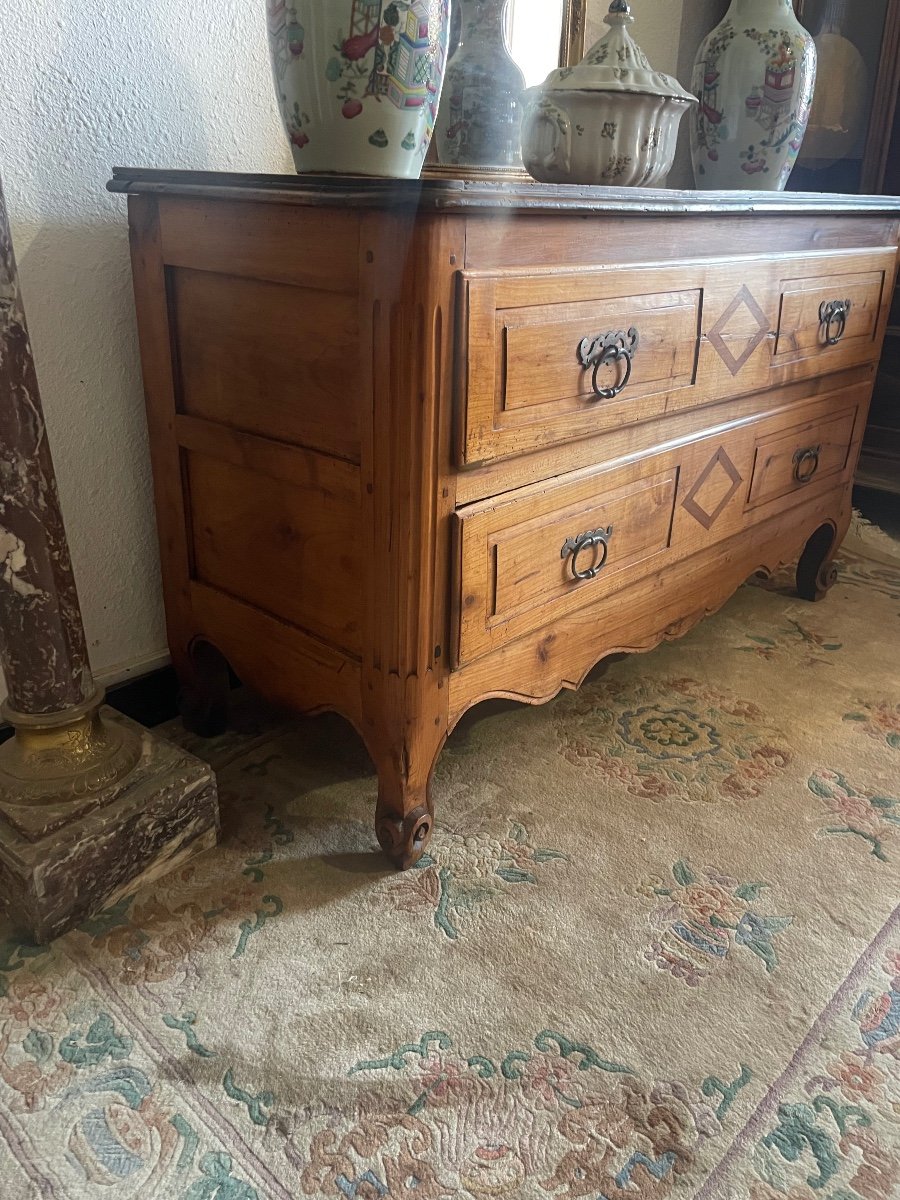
[107,168,900,216]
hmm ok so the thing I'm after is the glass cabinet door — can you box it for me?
[789,0,892,193]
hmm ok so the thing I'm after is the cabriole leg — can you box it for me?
[178,639,232,738]
[370,724,446,870]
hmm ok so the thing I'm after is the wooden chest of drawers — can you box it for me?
[112,169,900,869]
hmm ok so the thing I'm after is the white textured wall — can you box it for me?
[0,0,726,700]
[0,0,291,697]
[585,0,685,77]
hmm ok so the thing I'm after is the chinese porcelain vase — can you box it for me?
[435,0,526,169]
[267,0,451,179]
[690,0,816,190]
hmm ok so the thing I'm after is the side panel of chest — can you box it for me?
[139,198,368,667]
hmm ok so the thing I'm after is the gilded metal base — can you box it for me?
[421,162,533,184]
[0,689,142,838]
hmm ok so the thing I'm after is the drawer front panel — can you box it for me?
[747,407,857,508]
[774,267,885,372]
[502,291,699,412]
[454,460,678,665]
[460,249,895,467]
[460,265,704,466]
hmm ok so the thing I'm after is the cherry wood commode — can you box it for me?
[110,169,900,869]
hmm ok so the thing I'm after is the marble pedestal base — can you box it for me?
[0,709,219,943]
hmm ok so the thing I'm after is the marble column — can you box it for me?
[0,180,94,717]
[0,171,220,942]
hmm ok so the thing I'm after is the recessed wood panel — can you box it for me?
[501,291,700,413]
[454,459,678,665]
[172,268,360,460]
[775,265,887,369]
[747,406,858,509]
[185,449,362,656]
[159,197,360,293]
[460,266,705,465]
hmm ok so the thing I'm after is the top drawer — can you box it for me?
[773,268,884,369]
[458,263,704,467]
[457,249,896,467]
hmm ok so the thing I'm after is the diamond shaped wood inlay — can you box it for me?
[708,285,770,376]
[682,447,743,530]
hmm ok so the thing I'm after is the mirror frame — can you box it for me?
[422,0,587,181]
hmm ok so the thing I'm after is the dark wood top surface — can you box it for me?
[108,168,900,217]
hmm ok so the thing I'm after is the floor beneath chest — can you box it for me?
[2,522,900,1200]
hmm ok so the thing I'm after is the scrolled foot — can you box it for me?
[796,523,839,603]
[375,804,433,870]
[815,560,838,597]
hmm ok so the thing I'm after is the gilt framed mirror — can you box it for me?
[422,0,586,180]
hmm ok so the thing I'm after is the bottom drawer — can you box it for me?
[453,384,867,667]
[454,459,678,665]
[747,407,857,507]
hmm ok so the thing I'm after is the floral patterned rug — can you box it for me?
[2,522,900,1199]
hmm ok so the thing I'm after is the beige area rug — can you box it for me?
[2,521,900,1200]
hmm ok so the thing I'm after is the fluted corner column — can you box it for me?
[0,171,219,943]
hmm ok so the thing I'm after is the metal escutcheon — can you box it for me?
[819,299,851,346]
[561,525,614,582]
[577,327,640,400]
[793,445,821,485]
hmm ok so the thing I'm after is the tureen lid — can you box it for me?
[541,0,696,102]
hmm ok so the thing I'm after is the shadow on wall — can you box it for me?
[3,0,290,698]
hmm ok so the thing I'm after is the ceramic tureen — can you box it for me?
[521,0,696,186]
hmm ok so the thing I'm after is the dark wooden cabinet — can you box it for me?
[791,0,900,492]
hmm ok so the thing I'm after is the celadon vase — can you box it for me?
[266,0,451,178]
[690,0,816,190]
[435,0,526,169]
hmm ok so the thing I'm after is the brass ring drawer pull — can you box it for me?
[561,525,614,581]
[793,445,821,485]
[819,298,852,346]
[578,327,640,400]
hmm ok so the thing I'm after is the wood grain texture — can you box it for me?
[454,366,877,506]
[189,582,362,731]
[159,197,359,292]
[747,408,858,508]
[185,450,362,656]
[171,268,360,461]
[459,249,895,467]
[358,211,461,868]
[127,196,197,689]
[454,461,678,665]
[454,386,864,670]
[121,176,900,869]
[463,215,900,270]
[448,486,854,726]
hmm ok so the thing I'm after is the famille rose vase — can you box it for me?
[266,0,451,178]
[435,0,526,169]
[690,0,816,190]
